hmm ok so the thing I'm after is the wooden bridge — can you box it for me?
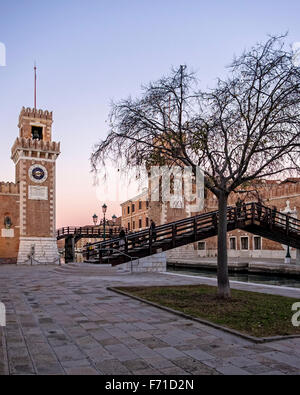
[56,226,120,263]
[82,203,300,266]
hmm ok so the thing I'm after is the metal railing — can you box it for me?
[94,248,140,272]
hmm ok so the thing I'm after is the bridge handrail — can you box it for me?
[56,226,121,237]
[82,202,300,255]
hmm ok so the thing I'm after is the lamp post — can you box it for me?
[92,213,98,226]
[112,214,117,235]
[281,201,295,265]
[285,211,291,264]
[102,203,107,241]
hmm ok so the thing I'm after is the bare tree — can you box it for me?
[92,35,300,298]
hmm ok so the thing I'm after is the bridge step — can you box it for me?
[52,262,121,276]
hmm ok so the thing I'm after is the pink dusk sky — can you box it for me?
[1,1,300,228]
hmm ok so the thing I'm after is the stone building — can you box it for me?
[121,189,149,231]
[0,107,60,264]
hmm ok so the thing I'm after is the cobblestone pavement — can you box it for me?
[0,264,300,375]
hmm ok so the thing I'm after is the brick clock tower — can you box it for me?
[11,107,60,264]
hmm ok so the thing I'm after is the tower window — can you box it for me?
[31,126,43,140]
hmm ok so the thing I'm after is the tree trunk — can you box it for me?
[217,192,231,298]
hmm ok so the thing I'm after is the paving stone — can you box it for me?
[160,366,191,375]
[144,357,176,369]
[172,357,219,375]
[36,364,65,375]
[95,359,131,375]
[84,345,115,362]
[153,346,186,360]
[223,356,257,368]
[183,348,215,361]
[1,265,300,375]
[53,345,85,362]
[65,366,99,375]
[104,343,139,362]
[216,365,252,375]
[244,364,276,374]
[261,351,300,370]
[89,329,115,341]
[123,359,150,371]
[139,337,169,349]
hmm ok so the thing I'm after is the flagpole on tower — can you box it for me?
[34,62,37,109]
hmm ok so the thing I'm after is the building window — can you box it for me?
[127,206,130,214]
[139,201,142,210]
[132,221,135,230]
[241,237,249,250]
[146,217,149,227]
[254,236,262,250]
[132,204,135,213]
[128,222,130,231]
[146,200,149,208]
[197,242,205,250]
[139,219,142,228]
[229,237,236,250]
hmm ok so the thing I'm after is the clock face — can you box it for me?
[28,164,48,183]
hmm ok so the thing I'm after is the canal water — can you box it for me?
[167,266,300,289]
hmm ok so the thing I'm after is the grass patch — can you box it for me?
[115,284,300,338]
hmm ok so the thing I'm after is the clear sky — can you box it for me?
[0,0,300,227]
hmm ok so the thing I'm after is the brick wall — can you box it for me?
[0,193,20,263]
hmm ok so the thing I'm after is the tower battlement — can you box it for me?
[0,182,19,195]
[11,137,60,163]
[18,107,53,123]
[18,107,54,142]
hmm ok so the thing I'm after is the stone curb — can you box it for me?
[1,327,9,375]
[108,287,300,344]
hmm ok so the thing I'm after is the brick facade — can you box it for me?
[0,107,60,264]
[121,189,149,231]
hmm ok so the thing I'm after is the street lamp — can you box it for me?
[102,203,107,241]
[112,214,117,235]
[281,201,294,265]
[92,213,98,226]
[285,211,291,264]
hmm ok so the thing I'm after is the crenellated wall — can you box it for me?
[0,182,19,195]
[11,137,60,157]
[18,107,53,121]
[0,192,20,263]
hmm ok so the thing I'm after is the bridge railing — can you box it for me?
[83,208,222,260]
[82,202,300,262]
[56,226,121,239]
